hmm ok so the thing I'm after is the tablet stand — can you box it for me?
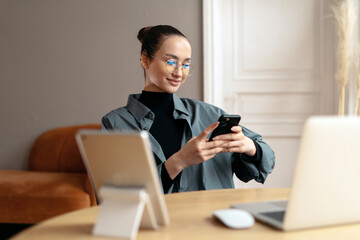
[92,185,158,239]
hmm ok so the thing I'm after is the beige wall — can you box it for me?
[0,0,203,170]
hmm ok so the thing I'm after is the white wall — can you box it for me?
[0,0,203,170]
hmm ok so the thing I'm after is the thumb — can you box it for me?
[197,122,219,141]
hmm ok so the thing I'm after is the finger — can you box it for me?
[202,146,225,157]
[197,122,219,141]
[202,139,229,149]
[221,141,247,153]
[223,145,248,153]
[213,132,243,141]
[219,140,236,149]
[220,141,242,151]
[230,125,242,133]
[221,147,240,153]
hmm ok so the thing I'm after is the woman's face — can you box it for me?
[142,36,192,93]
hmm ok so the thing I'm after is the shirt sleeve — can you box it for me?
[160,163,182,193]
[240,140,262,163]
[232,126,275,184]
[161,164,174,193]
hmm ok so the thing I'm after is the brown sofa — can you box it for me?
[0,124,101,223]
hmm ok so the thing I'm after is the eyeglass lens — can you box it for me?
[165,60,193,76]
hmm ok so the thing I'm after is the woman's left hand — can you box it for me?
[212,126,256,156]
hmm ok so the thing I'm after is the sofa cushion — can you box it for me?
[0,170,91,223]
[28,124,101,173]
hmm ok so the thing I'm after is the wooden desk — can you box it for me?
[13,188,360,239]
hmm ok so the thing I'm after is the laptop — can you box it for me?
[232,116,360,231]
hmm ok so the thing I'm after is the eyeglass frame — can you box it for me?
[148,54,195,76]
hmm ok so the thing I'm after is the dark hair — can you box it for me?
[137,25,187,59]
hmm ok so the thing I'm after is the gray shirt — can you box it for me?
[102,93,275,193]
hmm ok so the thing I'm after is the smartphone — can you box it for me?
[209,115,241,141]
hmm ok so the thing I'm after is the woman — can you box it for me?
[102,25,275,193]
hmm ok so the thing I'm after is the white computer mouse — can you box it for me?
[212,209,255,229]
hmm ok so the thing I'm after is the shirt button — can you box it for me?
[144,127,148,130]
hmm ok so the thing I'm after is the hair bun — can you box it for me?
[137,26,153,44]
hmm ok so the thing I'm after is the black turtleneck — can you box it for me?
[139,91,183,193]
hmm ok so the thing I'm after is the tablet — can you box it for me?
[76,130,170,227]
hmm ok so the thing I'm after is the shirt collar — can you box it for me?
[127,93,190,117]
[126,93,192,133]
[173,94,190,116]
[126,94,151,123]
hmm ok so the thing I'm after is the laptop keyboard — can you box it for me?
[259,211,286,222]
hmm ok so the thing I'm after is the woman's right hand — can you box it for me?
[165,122,228,179]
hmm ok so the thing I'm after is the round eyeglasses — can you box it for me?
[151,55,195,76]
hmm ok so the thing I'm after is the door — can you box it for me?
[203,0,336,187]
